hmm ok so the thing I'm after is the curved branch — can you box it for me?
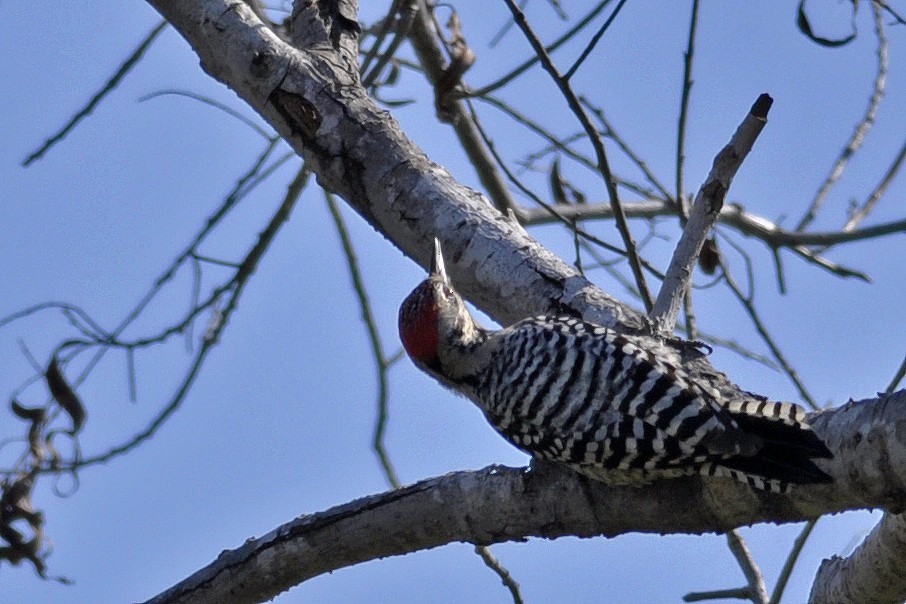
[795,0,888,231]
[144,392,906,604]
[22,20,169,166]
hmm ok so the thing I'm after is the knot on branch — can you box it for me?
[289,0,361,71]
[269,88,323,141]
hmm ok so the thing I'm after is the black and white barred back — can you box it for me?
[470,316,831,493]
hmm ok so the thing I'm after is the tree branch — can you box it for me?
[519,198,903,280]
[145,0,651,336]
[725,529,769,604]
[808,344,906,604]
[140,5,906,603]
[675,0,700,215]
[502,0,654,312]
[144,392,906,604]
[22,19,169,166]
[651,94,771,332]
[809,512,906,604]
[406,0,518,214]
[844,133,906,232]
[770,519,817,603]
[796,0,888,232]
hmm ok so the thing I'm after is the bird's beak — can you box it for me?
[430,238,450,286]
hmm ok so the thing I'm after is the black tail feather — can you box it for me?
[720,447,833,485]
[723,410,833,485]
[730,411,833,458]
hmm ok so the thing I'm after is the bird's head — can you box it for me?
[398,239,483,377]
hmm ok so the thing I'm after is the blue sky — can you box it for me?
[1,2,903,603]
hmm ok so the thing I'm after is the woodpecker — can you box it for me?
[398,240,833,493]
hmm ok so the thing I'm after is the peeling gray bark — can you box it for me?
[143,392,906,604]
[146,0,638,332]
[810,512,906,604]
[142,2,906,603]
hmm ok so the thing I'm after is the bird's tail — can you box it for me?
[707,400,833,493]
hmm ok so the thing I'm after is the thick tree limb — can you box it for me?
[143,392,906,604]
[809,512,906,604]
[816,511,906,604]
[145,0,647,334]
[141,2,906,603]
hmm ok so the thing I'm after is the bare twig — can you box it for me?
[886,353,906,394]
[1,302,108,337]
[727,530,769,604]
[783,244,869,282]
[467,101,665,279]
[477,96,601,185]
[1,141,298,530]
[684,587,752,602]
[324,191,401,488]
[844,134,906,231]
[478,94,662,201]
[685,530,769,603]
[55,145,294,386]
[719,236,817,409]
[488,0,528,47]
[581,98,673,200]
[473,546,524,604]
[770,519,817,604]
[694,332,779,371]
[22,20,168,166]
[876,0,906,25]
[360,0,406,75]
[562,0,628,80]
[110,138,283,346]
[503,0,654,311]
[65,165,309,470]
[362,0,417,88]
[469,0,615,97]
[139,89,271,138]
[519,198,898,279]
[676,0,701,216]
[517,198,906,246]
[651,95,772,332]
[796,0,887,231]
